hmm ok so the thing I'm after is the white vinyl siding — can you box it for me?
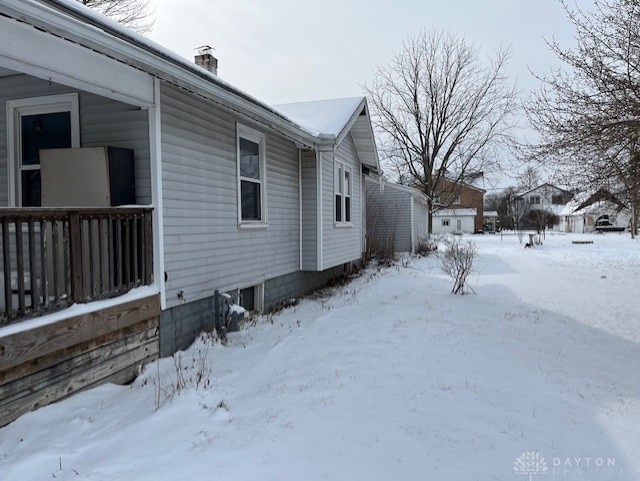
[364,176,414,252]
[159,83,300,307]
[432,214,475,234]
[322,134,362,269]
[413,199,429,249]
[0,74,151,206]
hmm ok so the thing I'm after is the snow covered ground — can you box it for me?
[1,233,639,481]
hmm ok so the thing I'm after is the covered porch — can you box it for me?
[0,3,162,426]
[0,7,161,323]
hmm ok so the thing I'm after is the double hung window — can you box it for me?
[334,161,351,224]
[237,124,266,225]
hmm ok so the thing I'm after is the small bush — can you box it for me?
[441,238,478,294]
[415,237,438,256]
[364,236,396,266]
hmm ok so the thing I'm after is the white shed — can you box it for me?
[432,208,477,235]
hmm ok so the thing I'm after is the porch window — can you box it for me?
[237,124,266,225]
[334,161,351,224]
[7,94,80,207]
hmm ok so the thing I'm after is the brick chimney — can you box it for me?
[195,45,218,75]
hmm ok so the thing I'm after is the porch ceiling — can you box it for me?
[0,13,154,107]
[0,66,19,77]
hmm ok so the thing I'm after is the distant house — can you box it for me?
[0,1,380,426]
[364,178,430,254]
[560,189,629,233]
[432,208,477,235]
[432,177,486,233]
[518,183,573,230]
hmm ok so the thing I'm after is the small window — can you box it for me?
[239,283,264,312]
[530,195,541,205]
[551,194,563,204]
[334,161,352,224]
[240,286,255,311]
[452,194,461,205]
[237,124,266,225]
[344,169,351,222]
[335,164,343,222]
[442,219,450,227]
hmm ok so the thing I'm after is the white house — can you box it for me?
[0,0,380,426]
[518,183,574,230]
[432,208,477,235]
[560,190,630,233]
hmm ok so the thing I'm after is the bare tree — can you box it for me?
[364,28,518,232]
[506,194,530,240]
[485,186,523,230]
[525,208,559,241]
[517,166,541,191]
[78,0,154,34]
[525,0,640,238]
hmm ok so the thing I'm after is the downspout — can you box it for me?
[316,150,323,271]
[410,197,415,253]
[298,148,303,270]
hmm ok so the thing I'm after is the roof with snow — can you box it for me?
[434,208,477,217]
[561,190,628,217]
[517,183,572,198]
[382,181,430,203]
[273,97,380,170]
[273,97,364,137]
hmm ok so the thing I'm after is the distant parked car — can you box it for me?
[594,217,625,232]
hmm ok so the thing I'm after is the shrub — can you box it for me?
[441,238,478,294]
[415,237,438,256]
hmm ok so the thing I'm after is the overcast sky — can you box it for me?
[148,0,579,104]
[147,0,584,187]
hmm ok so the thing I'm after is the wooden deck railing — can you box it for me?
[0,207,153,326]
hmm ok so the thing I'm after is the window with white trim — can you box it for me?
[237,124,266,225]
[442,219,450,227]
[530,195,541,205]
[334,161,352,224]
[7,94,80,206]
